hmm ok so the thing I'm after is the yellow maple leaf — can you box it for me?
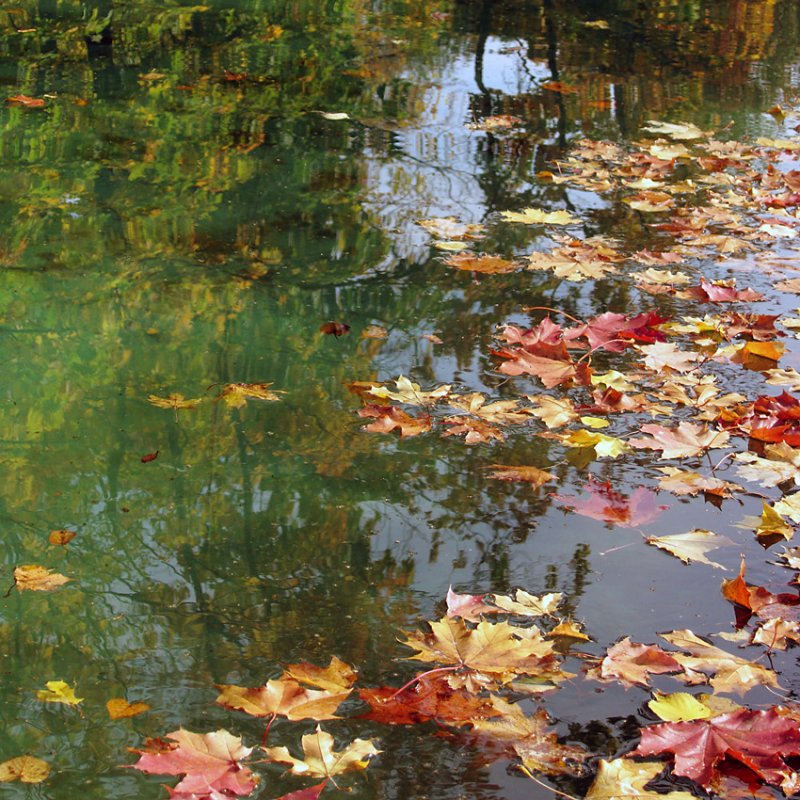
[36,680,83,706]
[264,726,380,778]
[0,756,50,784]
[14,565,70,592]
[500,208,579,225]
[647,691,712,722]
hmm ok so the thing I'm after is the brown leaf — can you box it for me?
[358,405,431,437]
[48,529,76,546]
[0,756,50,784]
[6,95,45,107]
[319,321,350,336]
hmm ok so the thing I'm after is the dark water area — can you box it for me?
[2,1,800,798]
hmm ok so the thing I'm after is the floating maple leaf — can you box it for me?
[264,726,380,779]
[648,692,713,722]
[645,530,732,569]
[358,674,500,726]
[0,756,50,784]
[660,629,781,694]
[500,208,579,225]
[471,696,586,776]
[13,565,70,592]
[48,529,76,546]
[129,728,257,798]
[637,342,701,373]
[679,277,764,303]
[565,311,667,353]
[554,480,668,528]
[630,422,730,459]
[36,680,83,706]
[216,677,351,721]
[399,617,560,690]
[368,376,450,405]
[283,656,357,693]
[416,217,484,240]
[358,405,431,437]
[446,586,497,621]
[585,758,695,800]
[656,467,741,498]
[631,707,800,792]
[106,698,150,719]
[442,252,518,273]
[587,637,683,688]
[442,416,504,444]
[490,589,562,617]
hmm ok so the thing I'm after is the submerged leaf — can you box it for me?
[36,680,83,706]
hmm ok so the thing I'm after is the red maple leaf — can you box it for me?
[564,311,668,353]
[128,728,257,799]
[681,277,764,303]
[553,479,668,528]
[631,707,800,792]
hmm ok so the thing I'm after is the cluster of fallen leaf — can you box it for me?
[125,587,800,799]
[336,109,800,797]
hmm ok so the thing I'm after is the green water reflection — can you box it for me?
[1,0,799,798]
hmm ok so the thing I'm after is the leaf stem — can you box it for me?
[261,713,277,746]
[385,666,458,701]
[517,766,580,800]
[523,306,583,325]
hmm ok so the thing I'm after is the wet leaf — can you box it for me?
[643,120,708,140]
[48,529,76,546]
[0,756,50,784]
[319,321,350,337]
[655,468,741,498]
[360,325,388,339]
[417,217,484,240]
[500,208,579,225]
[587,637,683,688]
[284,656,357,693]
[399,617,559,687]
[148,393,201,411]
[630,422,730,459]
[368,376,450,405]
[358,405,431,437]
[660,629,781,694]
[648,692,713,722]
[216,677,351,721]
[37,680,83,706]
[632,707,800,791]
[485,464,554,488]
[264,726,380,778]
[442,252,518,273]
[490,589,562,617]
[585,758,695,800]
[645,530,731,569]
[358,674,500,725]
[129,728,257,798]
[107,698,150,719]
[140,450,159,463]
[556,429,631,458]
[446,586,497,621]
[472,697,586,776]
[217,382,284,408]
[14,565,70,592]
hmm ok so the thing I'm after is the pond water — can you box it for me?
[2,1,800,798]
